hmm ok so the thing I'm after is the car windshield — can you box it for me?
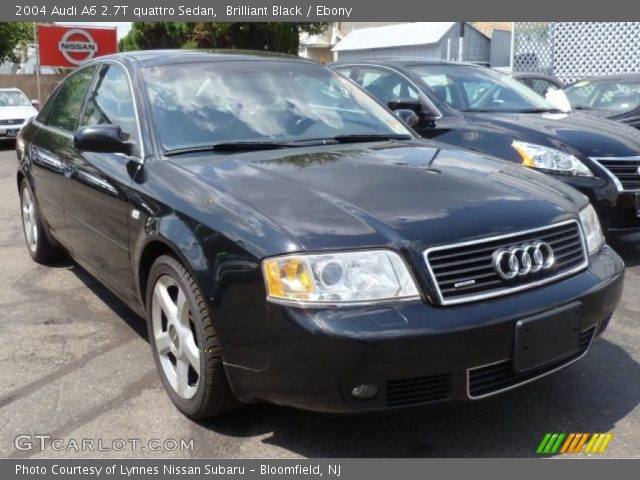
[142,60,412,152]
[0,91,30,107]
[565,79,640,113]
[406,64,556,113]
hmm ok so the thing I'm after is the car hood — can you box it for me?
[568,108,640,129]
[173,141,586,252]
[0,106,37,121]
[465,111,640,157]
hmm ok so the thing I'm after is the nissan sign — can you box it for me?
[37,25,117,68]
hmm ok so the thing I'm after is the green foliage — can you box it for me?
[118,22,328,55]
[118,22,189,51]
[0,23,33,64]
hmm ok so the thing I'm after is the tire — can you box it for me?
[19,180,62,264]
[146,254,240,419]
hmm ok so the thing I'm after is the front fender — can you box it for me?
[130,207,271,371]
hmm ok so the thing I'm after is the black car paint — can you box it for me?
[330,59,640,235]
[17,52,625,412]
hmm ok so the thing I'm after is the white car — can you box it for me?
[0,88,39,141]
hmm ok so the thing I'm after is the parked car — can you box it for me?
[330,59,640,236]
[17,51,623,418]
[564,74,640,129]
[513,73,564,97]
[0,88,39,141]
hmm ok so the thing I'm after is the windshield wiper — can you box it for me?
[518,107,563,113]
[460,107,562,113]
[164,140,342,156]
[164,135,412,156]
[331,134,413,143]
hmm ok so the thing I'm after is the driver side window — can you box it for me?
[355,67,419,105]
[80,64,138,144]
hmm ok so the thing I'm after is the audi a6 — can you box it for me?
[17,51,624,418]
[331,59,640,237]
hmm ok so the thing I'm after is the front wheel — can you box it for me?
[146,255,240,419]
[19,180,62,264]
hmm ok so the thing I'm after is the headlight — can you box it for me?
[512,141,593,176]
[579,204,605,254]
[262,250,420,306]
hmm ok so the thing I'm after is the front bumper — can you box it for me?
[225,245,624,413]
[560,165,640,236]
[0,125,22,139]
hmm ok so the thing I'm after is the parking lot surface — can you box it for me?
[0,146,638,458]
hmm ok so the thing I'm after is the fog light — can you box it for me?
[350,383,379,400]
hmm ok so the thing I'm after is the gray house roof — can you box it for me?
[333,22,469,52]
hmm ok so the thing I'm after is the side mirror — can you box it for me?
[73,124,133,155]
[393,109,420,127]
[388,98,423,115]
[30,99,40,110]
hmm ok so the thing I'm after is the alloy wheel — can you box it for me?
[151,275,201,400]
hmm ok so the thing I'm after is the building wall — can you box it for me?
[490,30,512,67]
[299,47,331,63]
[0,74,65,102]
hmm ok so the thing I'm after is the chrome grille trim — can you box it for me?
[591,156,640,192]
[423,220,589,306]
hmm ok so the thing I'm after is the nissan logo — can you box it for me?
[492,242,555,280]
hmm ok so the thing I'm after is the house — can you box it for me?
[331,22,494,65]
[299,22,404,63]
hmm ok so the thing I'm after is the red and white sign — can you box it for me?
[37,25,117,68]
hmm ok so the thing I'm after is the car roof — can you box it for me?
[0,87,25,92]
[512,73,560,81]
[94,49,318,68]
[569,73,640,84]
[329,57,482,68]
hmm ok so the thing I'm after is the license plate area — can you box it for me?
[514,303,582,373]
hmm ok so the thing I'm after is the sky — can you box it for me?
[56,22,133,40]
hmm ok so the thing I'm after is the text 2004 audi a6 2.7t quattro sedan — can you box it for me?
[16,51,624,418]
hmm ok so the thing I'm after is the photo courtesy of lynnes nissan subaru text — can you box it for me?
[16,51,624,418]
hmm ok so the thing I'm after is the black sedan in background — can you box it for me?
[564,74,640,129]
[330,59,640,236]
[17,51,624,418]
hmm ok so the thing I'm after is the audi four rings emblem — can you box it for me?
[492,242,555,280]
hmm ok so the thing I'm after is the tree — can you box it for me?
[0,23,33,64]
[118,23,189,52]
[119,22,328,55]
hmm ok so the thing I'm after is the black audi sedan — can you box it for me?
[564,74,640,129]
[330,59,640,236]
[17,51,624,418]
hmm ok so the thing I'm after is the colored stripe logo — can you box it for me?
[536,433,612,454]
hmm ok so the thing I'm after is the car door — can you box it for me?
[64,62,142,302]
[29,65,98,251]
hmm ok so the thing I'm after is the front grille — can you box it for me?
[424,220,587,305]
[0,119,22,126]
[386,373,451,407]
[467,327,595,399]
[594,157,640,191]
